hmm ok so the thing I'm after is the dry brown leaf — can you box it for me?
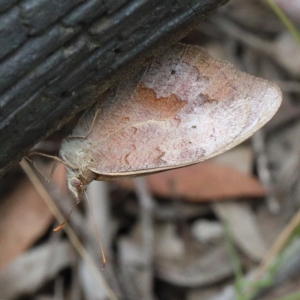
[0,164,67,270]
[155,242,232,287]
[116,161,266,201]
[119,221,232,288]
[0,241,76,299]
[212,202,268,261]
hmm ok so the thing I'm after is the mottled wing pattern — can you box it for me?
[70,43,281,177]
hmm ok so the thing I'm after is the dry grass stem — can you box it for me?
[19,159,118,300]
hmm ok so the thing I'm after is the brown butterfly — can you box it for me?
[31,43,282,200]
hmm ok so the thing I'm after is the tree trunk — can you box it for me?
[0,0,228,176]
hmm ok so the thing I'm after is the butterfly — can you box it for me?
[33,43,282,200]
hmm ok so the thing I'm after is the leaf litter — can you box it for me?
[2,1,300,299]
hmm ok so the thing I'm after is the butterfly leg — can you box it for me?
[25,152,78,170]
[25,155,52,182]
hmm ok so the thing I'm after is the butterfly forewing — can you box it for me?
[62,43,281,179]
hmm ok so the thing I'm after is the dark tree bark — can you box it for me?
[0,0,228,176]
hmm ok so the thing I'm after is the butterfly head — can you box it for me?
[66,168,95,200]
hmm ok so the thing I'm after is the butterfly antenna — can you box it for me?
[84,190,107,270]
[53,201,79,232]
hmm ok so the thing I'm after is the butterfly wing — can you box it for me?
[70,44,281,179]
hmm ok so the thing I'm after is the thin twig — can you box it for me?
[20,159,118,300]
[255,207,300,280]
[134,177,155,300]
[252,131,280,213]
[264,0,300,47]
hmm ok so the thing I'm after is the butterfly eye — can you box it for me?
[70,178,82,188]
[171,70,176,75]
